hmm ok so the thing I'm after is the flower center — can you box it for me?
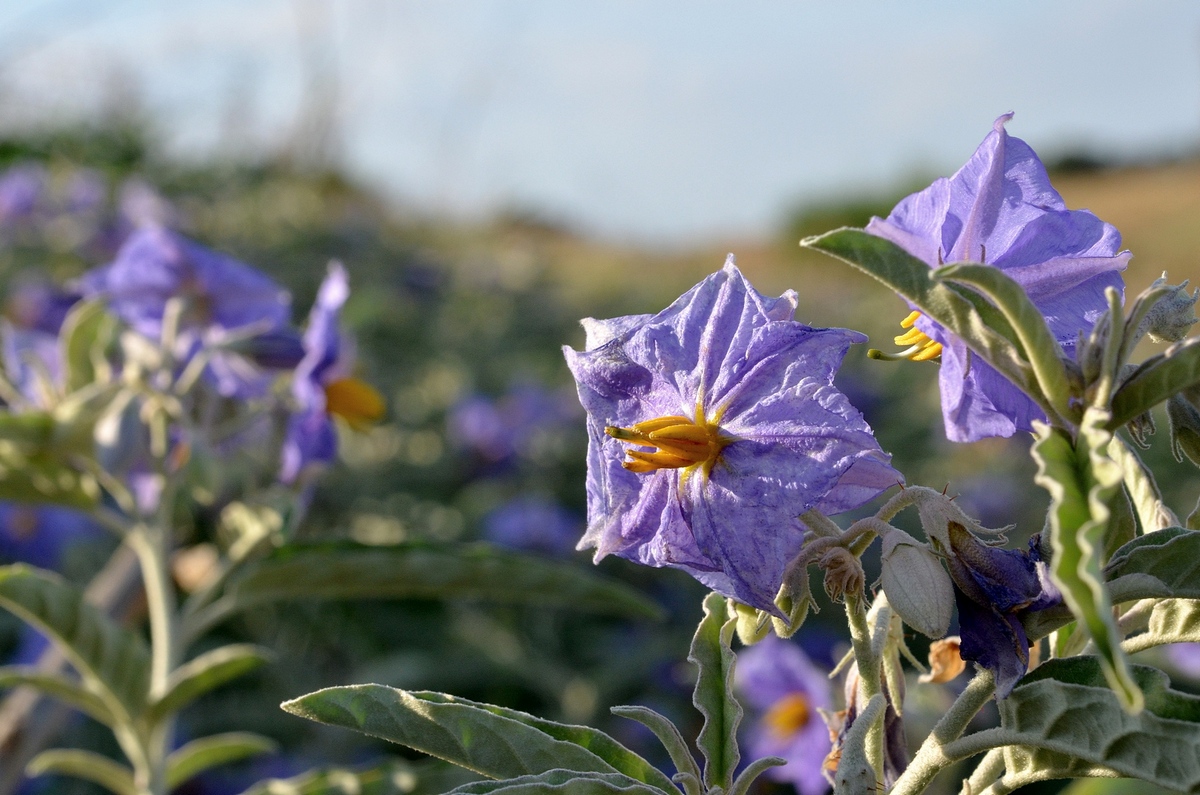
[763,693,811,739]
[324,377,386,431]
[870,310,942,362]
[605,414,727,475]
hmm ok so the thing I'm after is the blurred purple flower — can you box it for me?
[63,169,107,216]
[943,524,1060,697]
[6,278,82,336]
[1166,644,1200,679]
[736,636,832,795]
[564,257,899,612]
[866,113,1129,442]
[483,495,581,557]
[281,263,383,484]
[0,164,46,224]
[80,226,292,397]
[448,383,579,465]
[0,504,102,570]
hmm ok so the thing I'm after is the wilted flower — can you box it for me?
[80,226,293,397]
[919,636,966,684]
[280,263,385,484]
[564,257,899,612]
[939,523,1060,697]
[735,636,832,795]
[866,113,1130,442]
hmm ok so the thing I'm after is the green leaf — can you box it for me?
[59,299,119,393]
[167,732,278,789]
[239,761,450,795]
[410,693,678,792]
[187,542,661,638]
[610,705,699,795]
[689,592,740,793]
[446,770,668,794]
[0,412,99,508]
[934,262,1075,422]
[800,228,1048,414]
[1104,527,1200,598]
[26,749,136,795]
[282,685,633,782]
[0,565,150,723]
[728,756,787,795]
[146,644,270,726]
[0,665,115,726]
[1109,337,1200,430]
[996,657,1200,793]
[1108,437,1179,533]
[1127,599,1200,654]
[1032,417,1142,711]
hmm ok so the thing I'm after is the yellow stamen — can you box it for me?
[763,693,811,739]
[873,311,942,363]
[606,413,727,475]
[324,377,386,431]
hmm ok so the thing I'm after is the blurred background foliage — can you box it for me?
[0,116,1196,795]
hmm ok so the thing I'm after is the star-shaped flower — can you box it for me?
[563,257,898,612]
[866,113,1130,442]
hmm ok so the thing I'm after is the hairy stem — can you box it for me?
[844,592,884,791]
[889,670,996,795]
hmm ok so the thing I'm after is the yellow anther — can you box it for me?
[324,377,386,431]
[910,341,944,362]
[893,327,928,347]
[874,311,942,363]
[763,693,811,739]
[606,413,728,474]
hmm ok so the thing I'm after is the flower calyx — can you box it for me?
[819,546,864,603]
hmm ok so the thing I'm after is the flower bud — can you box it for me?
[728,599,771,645]
[1167,386,1200,467]
[919,636,966,684]
[879,533,954,639]
[1144,277,1198,343]
[819,547,863,604]
[771,558,813,638]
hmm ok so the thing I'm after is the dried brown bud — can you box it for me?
[819,547,864,603]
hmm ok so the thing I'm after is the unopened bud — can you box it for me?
[919,636,966,684]
[879,532,954,639]
[1145,277,1198,343]
[772,558,814,638]
[728,600,771,645]
[1168,386,1200,467]
[818,547,863,603]
[228,328,306,369]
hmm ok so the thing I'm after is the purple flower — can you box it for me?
[1166,644,1200,679]
[447,383,579,465]
[0,504,102,570]
[564,257,899,612]
[0,164,46,224]
[735,636,832,795]
[80,226,292,397]
[483,495,581,557]
[866,114,1130,442]
[942,524,1060,697]
[280,263,384,484]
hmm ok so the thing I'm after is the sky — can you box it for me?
[0,0,1197,244]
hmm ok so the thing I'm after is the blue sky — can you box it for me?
[1,0,1198,243]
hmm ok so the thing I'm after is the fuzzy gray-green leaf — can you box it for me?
[26,749,136,795]
[167,732,278,789]
[0,565,150,722]
[0,666,115,726]
[188,542,661,639]
[1109,337,1200,430]
[282,685,633,782]
[446,770,668,794]
[1032,419,1141,711]
[147,644,271,726]
[690,592,741,792]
